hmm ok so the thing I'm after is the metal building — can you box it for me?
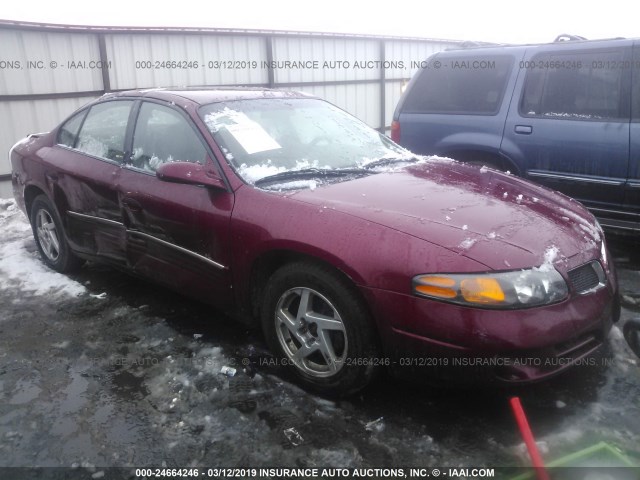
[0,20,461,197]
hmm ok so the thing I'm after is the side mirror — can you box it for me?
[156,162,226,190]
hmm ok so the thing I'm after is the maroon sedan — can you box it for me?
[10,88,619,395]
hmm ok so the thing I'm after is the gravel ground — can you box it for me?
[1,198,639,474]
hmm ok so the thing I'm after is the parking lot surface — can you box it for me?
[1,198,639,471]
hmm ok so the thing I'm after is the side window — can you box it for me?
[632,46,640,121]
[57,110,87,147]
[402,55,514,115]
[131,102,208,173]
[76,101,133,162]
[521,50,627,120]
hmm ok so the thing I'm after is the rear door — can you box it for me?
[502,42,631,213]
[48,100,134,264]
[118,100,235,308]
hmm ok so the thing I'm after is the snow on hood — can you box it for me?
[0,199,86,298]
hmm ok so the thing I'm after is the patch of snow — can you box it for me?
[479,165,489,173]
[487,232,497,239]
[0,200,86,298]
[544,112,600,120]
[426,155,456,164]
[364,417,385,433]
[77,136,107,158]
[359,151,422,169]
[458,238,477,250]
[558,207,601,243]
[240,159,321,184]
[610,325,624,341]
[516,194,523,203]
[535,245,560,272]
[268,180,318,191]
[238,161,287,183]
[542,426,585,445]
[462,225,468,231]
[149,154,172,172]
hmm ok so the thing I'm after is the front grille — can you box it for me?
[568,261,603,293]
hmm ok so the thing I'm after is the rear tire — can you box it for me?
[261,262,380,396]
[30,195,83,273]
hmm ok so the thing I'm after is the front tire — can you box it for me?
[30,195,83,273]
[261,262,380,396]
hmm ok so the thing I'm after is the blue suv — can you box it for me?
[393,36,640,232]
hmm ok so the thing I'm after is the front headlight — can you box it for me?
[413,269,568,309]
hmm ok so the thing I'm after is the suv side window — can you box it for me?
[57,109,88,148]
[520,50,627,121]
[76,101,134,162]
[632,46,640,121]
[401,55,514,115]
[131,102,208,173]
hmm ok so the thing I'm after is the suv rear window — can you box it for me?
[520,50,628,121]
[402,55,514,115]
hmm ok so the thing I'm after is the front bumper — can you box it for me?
[361,269,619,384]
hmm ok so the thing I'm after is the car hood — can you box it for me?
[281,159,602,271]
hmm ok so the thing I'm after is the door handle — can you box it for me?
[514,125,533,134]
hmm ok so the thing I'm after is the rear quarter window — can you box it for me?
[57,109,87,147]
[402,54,515,115]
[520,49,629,121]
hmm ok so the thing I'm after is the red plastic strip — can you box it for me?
[509,396,550,480]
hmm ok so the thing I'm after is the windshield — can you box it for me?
[199,97,410,186]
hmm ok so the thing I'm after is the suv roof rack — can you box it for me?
[554,34,587,42]
[458,40,504,48]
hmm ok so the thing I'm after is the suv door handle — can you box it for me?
[514,125,533,134]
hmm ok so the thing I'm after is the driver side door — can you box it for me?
[118,100,235,309]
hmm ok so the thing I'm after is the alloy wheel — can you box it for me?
[274,287,348,378]
[35,209,61,262]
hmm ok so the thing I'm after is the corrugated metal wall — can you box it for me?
[0,21,462,197]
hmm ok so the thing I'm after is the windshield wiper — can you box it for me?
[254,167,369,186]
[361,156,420,169]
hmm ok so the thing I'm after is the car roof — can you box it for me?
[105,87,316,105]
